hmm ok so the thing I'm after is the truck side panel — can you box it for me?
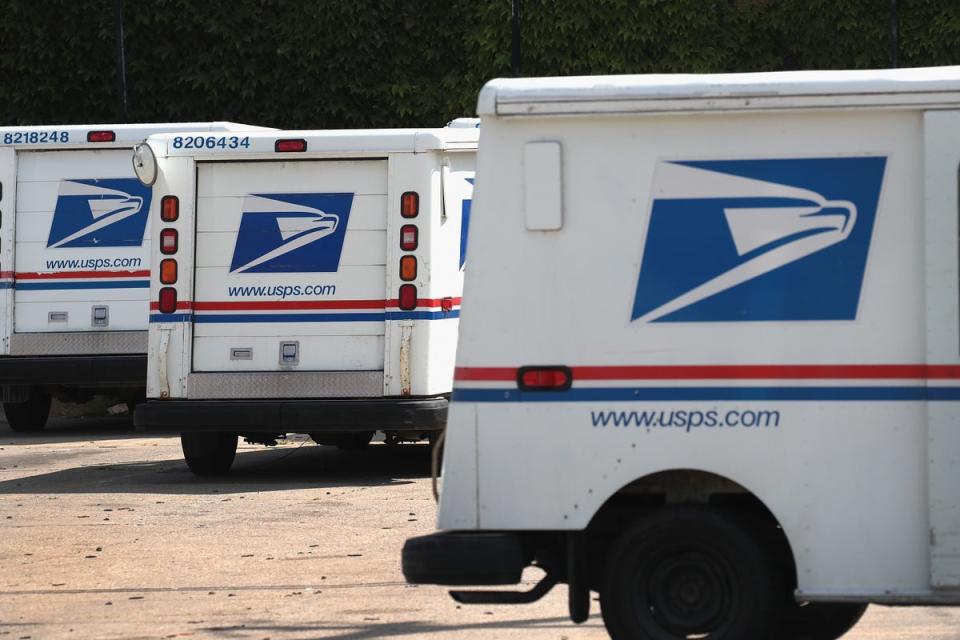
[924,110,960,588]
[447,109,943,597]
[0,148,15,355]
[382,152,471,397]
[146,157,196,400]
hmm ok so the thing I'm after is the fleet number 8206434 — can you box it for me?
[172,136,251,150]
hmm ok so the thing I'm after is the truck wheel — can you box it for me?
[599,506,785,640]
[3,390,52,432]
[180,432,237,476]
[335,431,374,450]
[785,602,868,639]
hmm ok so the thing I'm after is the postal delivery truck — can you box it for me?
[133,125,477,475]
[403,68,960,639]
[0,122,267,431]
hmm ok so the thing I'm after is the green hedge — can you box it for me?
[2,0,959,128]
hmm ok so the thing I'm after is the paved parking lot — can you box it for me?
[1,415,959,639]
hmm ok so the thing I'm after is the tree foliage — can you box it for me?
[1,0,959,128]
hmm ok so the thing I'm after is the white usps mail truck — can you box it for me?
[403,68,960,639]
[0,122,267,431]
[133,125,477,475]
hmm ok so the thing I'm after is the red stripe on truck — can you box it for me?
[387,297,463,309]
[574,364,960,379]
[454,364,960,381]
[195,299,388,311]
[149,301,193,311]
[454,368,520,381]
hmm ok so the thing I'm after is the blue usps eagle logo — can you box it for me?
[229,193,353,273]
[47,178,151,248]
[460,177,475,270]
[632,157,887,322]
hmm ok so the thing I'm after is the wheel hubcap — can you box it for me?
[642,550,733,635]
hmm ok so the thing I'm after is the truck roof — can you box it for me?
[0,122,270,148]
[150,127,480,157]
[477,65,960,117]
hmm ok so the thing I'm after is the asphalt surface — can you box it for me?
[1,414,959,639]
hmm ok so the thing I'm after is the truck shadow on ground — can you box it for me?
[0,415,147,445]
[204,616,602,640]
[0,442,431,496]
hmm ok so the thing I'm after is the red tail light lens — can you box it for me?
[87,130,116,143]
[275,138,306,152]
[401,191,419,218]
[158,287,177,314]
[400,224,418,251]
[159,259,178,285]
[398,284,417,310]
[518,366,573,391]
[160,228,178,254]
[161,196,179,222]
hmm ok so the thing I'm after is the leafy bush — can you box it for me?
[1,0,958,128]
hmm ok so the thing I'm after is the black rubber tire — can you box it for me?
[599,505,786,640]
[180,432,238,476]
[785,602,868,640]
[3,390,52,432]
[402,532,528,586]
[335,431,374,450]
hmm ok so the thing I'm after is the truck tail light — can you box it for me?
[159,259,178,284]
[161,196,179,222]
[400,255,417,281]
[275,138,306,152]
[160,228,178,254]
[401,191,419,218]
[158,287,177,314]
[86,130,116,143]
[400,224,418,251]
[398,284,417,310]
[518,366,573,391]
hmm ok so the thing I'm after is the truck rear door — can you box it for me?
[13,149,150,337]
[191,159,388,374]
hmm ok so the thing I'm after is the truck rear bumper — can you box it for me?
[0,355,146,387]
[402,532,529,586]
[134,396,448,433]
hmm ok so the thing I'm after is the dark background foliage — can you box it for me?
[2,0,959,128]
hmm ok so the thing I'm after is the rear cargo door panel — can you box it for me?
[192,160,387,372]
[14,150,151,333]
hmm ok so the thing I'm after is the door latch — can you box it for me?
[279,341,299,365]
[91,306,109,327]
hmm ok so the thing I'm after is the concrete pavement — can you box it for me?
[1,417,958,639]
